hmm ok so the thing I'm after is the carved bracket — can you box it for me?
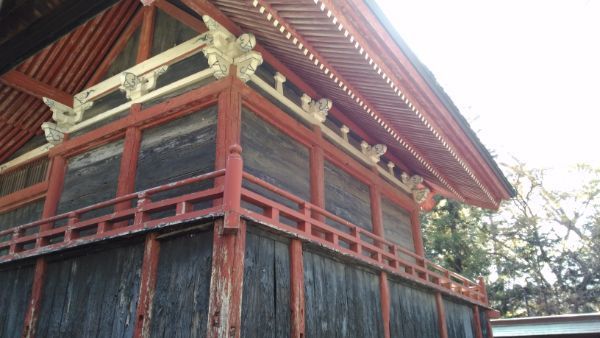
[360,141,386,164]
[201,15,263,82]
[274,72,286,95]
[41,122,66,145]
[412,187,430,204]
[119,65,169,100]
[301,94,332,123]
[42,97,82,128]
[401,172,423,190]
[398,172,430,204]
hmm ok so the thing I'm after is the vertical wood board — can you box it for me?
[389,278,440,338]
[444,297,476,338]
[0,263,34,338]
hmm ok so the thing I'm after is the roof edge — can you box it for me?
[363,0,515,198]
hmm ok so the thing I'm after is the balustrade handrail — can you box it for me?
[0,169,225,241]
[240,170,486,304]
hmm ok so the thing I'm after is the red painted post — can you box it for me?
[369,167,391,338]
[133,232,161,338]
[310,126,325,214]
[379,270,391,338]
[435,292,449,338]
[222,145,243,233]
[207,219,247,338]
[290,239,305,338]
[207,78,246,338]
[23,155,66,338]
[478,276,489,304]
[136,5,156,63]
[411,208,425,258]
[473,305,484,338]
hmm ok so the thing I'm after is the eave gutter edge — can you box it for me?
[363,0,516,198]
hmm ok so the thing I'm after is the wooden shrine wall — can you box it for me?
[444,297,477,338]
[304,246,384,337]
[241,108,311,210]
[36,241,144,337]
[324,160,373,232]
[149,229,213,337]
[389,278,440,338]
[241,230,291,338]
[57,140,123,218]
[0,263,34,338]
[382,195,415,255]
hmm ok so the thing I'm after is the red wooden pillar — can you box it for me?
[137,5,156,63]
[22,154,66,338]
[133,233,161,338]
[435,292,449,338]
[473,305,484,338]
[289,239,305,338]
[207,81,247,338]
[411,208,425,258]
[369,168,391,338]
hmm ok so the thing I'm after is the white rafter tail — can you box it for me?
[119,65,169,100]
[42,97,81,128]
[387,161,395,176]
[41,122,66,145]
[340,124,350,142]
[274,72,286,95]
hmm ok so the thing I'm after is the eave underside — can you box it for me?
[0,0,511,209]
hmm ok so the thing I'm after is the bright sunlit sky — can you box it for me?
[375,0,600,174]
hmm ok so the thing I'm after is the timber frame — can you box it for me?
[0,1,510,337]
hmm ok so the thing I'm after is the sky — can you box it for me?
[374,0,600,176]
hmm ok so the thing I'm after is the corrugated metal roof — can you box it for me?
[492,313,600,337]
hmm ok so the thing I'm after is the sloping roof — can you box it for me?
[492,313,600,337]
[0,0,514,208]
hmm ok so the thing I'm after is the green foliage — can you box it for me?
[421,162,600,317]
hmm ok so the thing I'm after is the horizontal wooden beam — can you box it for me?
[156,0,206,34]
[0,70,72,106]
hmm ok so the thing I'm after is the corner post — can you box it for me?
[370,167,390,338]
[435,292,449,338]
[22,154,66,338]
[207,80,246,338]
[473,305,484,338]
[222,145,243,233]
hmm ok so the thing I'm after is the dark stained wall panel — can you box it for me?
[480,307,490,338]
[241,230,290,338]
[36,242,143,338]
[444,297,476,338]
[150,229,213,338]
[389,279,440,338]
[381,196,414,252]
[241,108,310,208]
[0,264,34,338]
[135,107,216,194]
[324,160,372,231]
[57,140,123,217]
[0,198,44,232]
[151,9,197,56]
[304,250,384,338]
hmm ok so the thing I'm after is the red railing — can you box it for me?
[241,171,488,305]
[0,153,487,305]
[0,170,225,263]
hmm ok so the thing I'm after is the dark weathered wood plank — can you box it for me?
[0,263,34,337]
[303,249,383,337]
[389,278,440,338]
[381,195,414,253]
[149,229,213,338]
[444,297,476,338]
[324,160,372,231]
[36,242,144,337]
[241,230,291,338]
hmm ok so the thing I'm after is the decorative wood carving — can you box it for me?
[300,94,332,123]
[42,97,82,128]
[412,187,430,204]
[119,65,168,100]
[201,15,263,82]
[386,161,395,176]
[40,122,66,145]
[360,141,386,164]
[401,172,423,190]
